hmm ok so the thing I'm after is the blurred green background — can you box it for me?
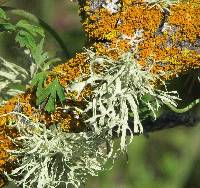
[1,1,200,188]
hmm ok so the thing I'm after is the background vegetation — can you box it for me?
[1,0,200,187]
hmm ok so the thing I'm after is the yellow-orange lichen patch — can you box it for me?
[80,0,200,81]
[52,53,90,87]
[93,42,121,60]
[60,112,83,133]
[138,30,200,80]
[0,125,19,187]
[169,0,200,43]
[0,97,20,187]
[83,8,120,40]
[0,96,19,132]
[0,82,92,134]
[76,84,93,101]
[0,130,17,172]
[18,91,36,119]
[94,39,133,60]
[119,4,163,38]
[82,1,165,62]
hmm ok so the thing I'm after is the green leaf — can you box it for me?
[0,8,8,20]
[15,30,37,49]
[0,23,16,31]
[31,39,48,66]
[55,79,66,104]
[45,92,56,112]
[16,19,44,37]
[16,31,48,69]
[36,78,65,112]
[31,71,48,97]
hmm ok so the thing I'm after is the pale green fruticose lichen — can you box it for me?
[81,49,179,150]
[4,112,114,188]
[4,31,180,187]
[68,37,180,152]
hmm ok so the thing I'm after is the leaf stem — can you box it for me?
[0,6,71,58]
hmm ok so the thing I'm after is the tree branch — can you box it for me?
[111,110,200,139]
[141,111,200,134]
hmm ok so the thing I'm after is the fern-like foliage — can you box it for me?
[0,8,65,111]
[32,75,66,112]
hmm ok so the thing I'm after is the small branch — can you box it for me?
[111,110,200,139]
[164,99,200,113]
[138,99,200,134]
[141,111,200,134]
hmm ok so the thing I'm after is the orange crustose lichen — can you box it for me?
[81,0,200,80]
[0,96,20,187]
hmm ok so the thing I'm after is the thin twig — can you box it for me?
[164,99,200,113]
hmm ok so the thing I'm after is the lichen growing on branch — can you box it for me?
[0,0,200,187]
[81,0,200,80]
